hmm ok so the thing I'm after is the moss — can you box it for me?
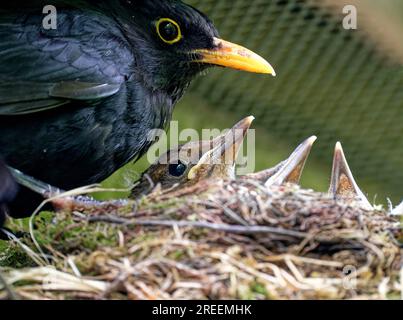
[251,282,269,297]
[0,244,34,268]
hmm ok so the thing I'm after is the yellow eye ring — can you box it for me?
[156,18,182,45]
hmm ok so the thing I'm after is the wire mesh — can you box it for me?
[186,0,403,202]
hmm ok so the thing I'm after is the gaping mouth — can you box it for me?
[265,136,317,187]
[187,116,255,180]
[328,142,373,210]
[191,37,276,76]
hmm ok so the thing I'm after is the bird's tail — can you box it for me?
[10,167,62,198]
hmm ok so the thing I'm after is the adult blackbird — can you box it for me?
[0,0,275,225]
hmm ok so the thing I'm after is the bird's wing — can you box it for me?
[0,81,121,115]
[0,7,134,115]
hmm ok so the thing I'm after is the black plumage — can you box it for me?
[0,0,274,225]
[0,160,18,232]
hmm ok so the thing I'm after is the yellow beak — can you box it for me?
[192,38,276,76]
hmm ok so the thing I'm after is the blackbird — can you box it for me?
[131,116,254,198]
[0,0,275,225]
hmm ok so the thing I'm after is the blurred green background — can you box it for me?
[102,0,403,205]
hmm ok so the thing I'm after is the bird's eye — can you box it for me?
[156,18,182,44]
[168,161,187,177]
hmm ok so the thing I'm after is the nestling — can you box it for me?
[131,116,255,198]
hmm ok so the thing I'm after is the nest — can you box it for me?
[0,179,402,300]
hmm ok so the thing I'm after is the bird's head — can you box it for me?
[117,0,275,92]
[131,116,254,198]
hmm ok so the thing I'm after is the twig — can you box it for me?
[192,199,249,226]
[86,216,309,239]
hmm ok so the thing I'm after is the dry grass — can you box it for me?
[0,179,402,300]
